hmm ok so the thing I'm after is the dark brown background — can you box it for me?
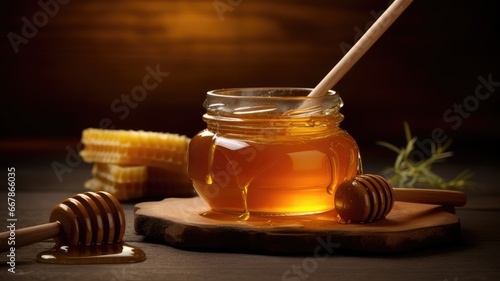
[1,0,499,163]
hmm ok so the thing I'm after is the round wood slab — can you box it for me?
[134,197,461,254]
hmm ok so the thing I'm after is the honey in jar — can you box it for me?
[188,88,362,218]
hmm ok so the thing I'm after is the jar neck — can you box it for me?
[203,113,344,139]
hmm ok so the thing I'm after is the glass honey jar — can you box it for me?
[188,88,362,218]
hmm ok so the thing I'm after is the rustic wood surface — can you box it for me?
[1,190,499,281]
[135,197,461,254]
[0,144,499,280]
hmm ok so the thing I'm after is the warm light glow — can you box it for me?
[49,1,358,55]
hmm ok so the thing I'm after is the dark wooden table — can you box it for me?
[1,144,499,281]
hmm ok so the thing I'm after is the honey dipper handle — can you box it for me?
[0,221,61,252]
[392,188,467,207]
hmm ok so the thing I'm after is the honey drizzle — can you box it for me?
[205,134,217,185]
[206,132,252,221]
[235,160,279,220]
[326,153,339,195]
[36,242,146,264]
[326,139,362,195]
[238,183,250,221]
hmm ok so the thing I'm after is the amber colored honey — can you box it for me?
[189,88,362,218]
[189,124,361,217]
[36,243,146,264]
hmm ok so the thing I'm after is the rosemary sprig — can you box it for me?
[376,122,473,189]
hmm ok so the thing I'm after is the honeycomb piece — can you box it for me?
[84,178,145,202]
[92,163,148,183]
[80,128,190,170]
[85,163,195,201]
[85,164,147,201]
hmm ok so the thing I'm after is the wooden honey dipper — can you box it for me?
[334,174,467,223]
[0,191,125,252]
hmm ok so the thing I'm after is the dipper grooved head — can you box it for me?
[334,174,393,223]
[50,191,126,246]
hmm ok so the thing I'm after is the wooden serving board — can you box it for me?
[134,197,461,254]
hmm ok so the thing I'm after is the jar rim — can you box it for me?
[207,88,338,100]
[204,87,342,116]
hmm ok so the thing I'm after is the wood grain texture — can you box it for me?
[393,188,467,207]
[134,196,461,254]
[0,221,60,252]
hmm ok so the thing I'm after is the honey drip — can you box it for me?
[326,138,363,195]
[207,133,252,220]
[238,183,250,221]
[205,134,217,185]
[326,154,338,195]
[36,242,146,265]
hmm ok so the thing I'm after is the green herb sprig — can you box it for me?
[376,122,473,189]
